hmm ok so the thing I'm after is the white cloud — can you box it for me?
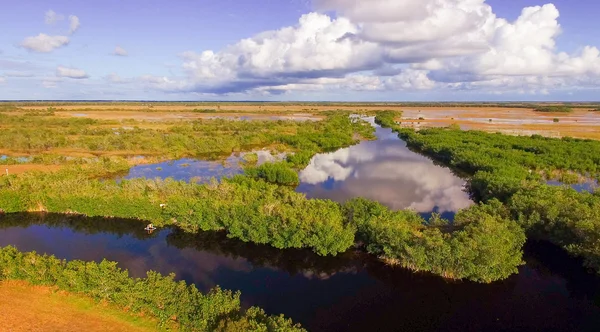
[45,10,64,25]
[69,15,80,34]
[140,0,600,96]
[56,66,89,79]
[113,46,128,56]
[0,77,6,84]
[20,34,70,53]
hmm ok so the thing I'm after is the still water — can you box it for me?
[297,120,473,219]
[122,118,473,219]
[1,212,599,332]
[120,151,286,182]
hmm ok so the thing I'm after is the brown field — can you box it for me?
[399,108,600,140]
[0,281,159,332]
[1,164,63,175]
[3,102,600,140]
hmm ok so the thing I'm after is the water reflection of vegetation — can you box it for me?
[166,228,362,278]
[0,245,303,331]
[0,212,157,240]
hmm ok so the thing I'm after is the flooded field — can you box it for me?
[1,212,599,332]
[400,108,600,140]
[120,151,286,182]
[52,111,322,122]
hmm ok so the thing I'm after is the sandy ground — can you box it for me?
[398,108,600,140]
[0,281,157,332]
[6,104,600,140]
[1,164,63,175]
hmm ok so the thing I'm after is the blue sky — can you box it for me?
[1,0,600,101]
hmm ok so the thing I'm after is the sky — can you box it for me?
[1,0,600,101]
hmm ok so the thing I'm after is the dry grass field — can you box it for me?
[0,281,160,332]
[3,102,600,140]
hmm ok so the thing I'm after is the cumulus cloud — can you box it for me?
[144,0,600,96]
[20,34,70,53]
[56,66,89,79]
[45,10,64,24]
[69,15,80,34]
[21,11,80,53]
[113,46,128,56]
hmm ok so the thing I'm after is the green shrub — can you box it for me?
[0,246,304,331]
[244,162,299,186]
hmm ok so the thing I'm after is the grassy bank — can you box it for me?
[0,280,162,332]
[0,245,303,331]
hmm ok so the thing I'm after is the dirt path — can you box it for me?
[0,281,158,332]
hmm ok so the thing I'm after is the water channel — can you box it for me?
[1,119,600,331]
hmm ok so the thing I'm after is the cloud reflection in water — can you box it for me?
[297,127,473,215]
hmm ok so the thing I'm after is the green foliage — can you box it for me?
[244,162,299,186]
[0,246,304,331]
[377,117,600,274]
[0,113,374,162]
[0,165,354,256]
[374,110,401,128]
[343,198,526,282]
[508,185,600,271]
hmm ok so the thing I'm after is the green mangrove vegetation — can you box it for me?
[0,154,527,282]
[376,112,600,273]
[3,107,598,287]
[0,245,303,331]
[345,198,526,283]
[0,112,374,162]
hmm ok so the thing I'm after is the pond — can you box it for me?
[1,212,599,332]
[547,180,598,193]
[119,151,286,182]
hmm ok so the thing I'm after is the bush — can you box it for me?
[343,198,526,282]
[0,246,304,331]
[244,162,299,186]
